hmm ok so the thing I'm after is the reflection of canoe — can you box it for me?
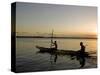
[36,46,89,57]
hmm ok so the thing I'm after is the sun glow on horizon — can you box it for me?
[16,3,97,38]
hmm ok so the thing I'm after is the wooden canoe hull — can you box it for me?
[36,46,89,57]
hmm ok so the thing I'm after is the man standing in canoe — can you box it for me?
[50,29,58,51]
[54,41,58,50]
[52,41,58,50]
[80,42,85,53]
[78,42,86,68]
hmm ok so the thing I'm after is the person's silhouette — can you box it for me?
[52,41,58,50]
[78,42,86,68]
[80,42,85,53]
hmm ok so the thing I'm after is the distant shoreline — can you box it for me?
[16,36,97,39]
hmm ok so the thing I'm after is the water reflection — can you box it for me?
[36,50,87,68]
[70,52,86,68]
[16,38,97,72]
[50,54,58,64]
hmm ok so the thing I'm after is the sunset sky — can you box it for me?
[16,2,97,37]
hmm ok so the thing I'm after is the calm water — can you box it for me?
[16,38,97,72]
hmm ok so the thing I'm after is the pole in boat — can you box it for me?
[50,29,54,63]
[50,29,54,48]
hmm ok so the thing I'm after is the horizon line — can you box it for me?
[16,35,97,39]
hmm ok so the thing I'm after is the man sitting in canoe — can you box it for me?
[51,41,58,50]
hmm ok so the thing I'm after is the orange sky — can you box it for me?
[16,3,97,37]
